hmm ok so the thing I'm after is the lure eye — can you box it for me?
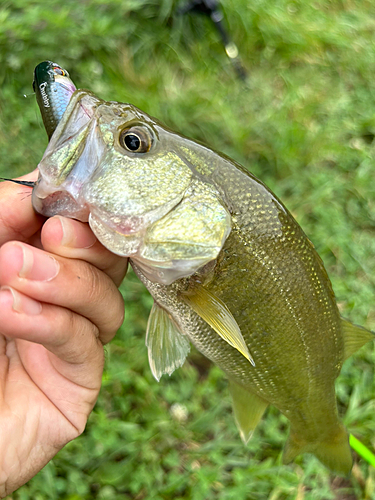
[53,66,67,77]
[119,126,152,153]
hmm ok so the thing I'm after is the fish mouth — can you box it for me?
[32,90,104,220]
[32,188,90,221]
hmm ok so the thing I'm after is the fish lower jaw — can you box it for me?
[88,212,142,256]
[88,214,216,285]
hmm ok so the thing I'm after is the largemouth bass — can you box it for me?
[25,66,375,474]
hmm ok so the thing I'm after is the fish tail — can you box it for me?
[283,423,352,475]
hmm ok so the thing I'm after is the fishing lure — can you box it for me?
[33,60,77,139]
[0,61,76,188]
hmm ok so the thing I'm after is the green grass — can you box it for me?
[350,435,375,468]
[1,0,375,498]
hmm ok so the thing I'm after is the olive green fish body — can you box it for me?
[30,84,374,475]
[132,150,346,456]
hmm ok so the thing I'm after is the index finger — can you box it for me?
[0,170,44,245]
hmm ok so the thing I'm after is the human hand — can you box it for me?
[0,172,128,497]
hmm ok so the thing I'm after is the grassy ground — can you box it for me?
[0,0,375,498]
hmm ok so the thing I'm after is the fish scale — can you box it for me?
[136,213,340,432]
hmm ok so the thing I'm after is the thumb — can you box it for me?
[0,170,44,245]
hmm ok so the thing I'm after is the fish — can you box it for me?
[14,64,375,474]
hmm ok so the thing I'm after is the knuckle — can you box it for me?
[82,264,104,303]
[50,307,77,349]
[80,263,125,331]
[57,310,100,365]
[101,257,128,286]
[70,261,125,341]
[98,291,125,341]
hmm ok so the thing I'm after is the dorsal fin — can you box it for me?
[180,283,254,365]
[146,302,190,381]
[341,318,374,361]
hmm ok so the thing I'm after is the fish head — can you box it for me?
[33,90,231,284]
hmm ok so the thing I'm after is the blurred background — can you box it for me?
[1,0,375,498]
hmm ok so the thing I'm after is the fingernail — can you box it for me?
[17,244,60,281]
[58,216,97,249]
[0,286,42,315]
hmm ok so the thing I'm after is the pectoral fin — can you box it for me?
[181,284,254,365]
[229,380,268,444]
[146,302,190,381]
[341,318,374,361]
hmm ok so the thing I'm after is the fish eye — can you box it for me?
[119,126,152,153]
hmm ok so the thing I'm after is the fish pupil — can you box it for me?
[125,134,141,151]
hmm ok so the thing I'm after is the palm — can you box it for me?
[0,335,103,490]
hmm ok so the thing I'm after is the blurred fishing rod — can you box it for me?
[177,0,247,80]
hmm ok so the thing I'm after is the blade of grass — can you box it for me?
[349,434,375,468]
